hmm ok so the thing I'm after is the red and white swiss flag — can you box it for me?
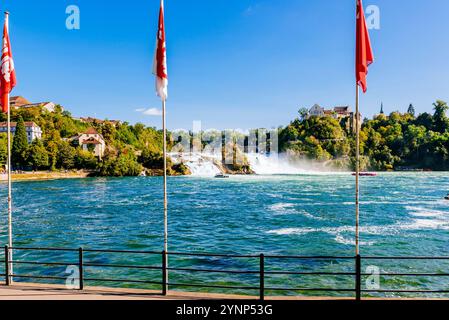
[1,13,16,113]
[356,0,374,93]
[153,0,168,101]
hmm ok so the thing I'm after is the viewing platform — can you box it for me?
[3,246,449,300]
[1,283,443,301]
[0,283,354,300]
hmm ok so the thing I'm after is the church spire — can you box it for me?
[380,102,384,114]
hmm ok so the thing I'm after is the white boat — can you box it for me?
[215,174,230,179]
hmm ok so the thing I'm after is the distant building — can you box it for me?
[79,117,121,127]
[307,104,361,133]
[73,128,106,159]
[309,104,325,117]
[0,122,43,143]
[373,102,387,119]
[18,102,60,113]
[10,96,62,113]
[10,96,31,108]
[333,106,351,119]
[348,112,363,133]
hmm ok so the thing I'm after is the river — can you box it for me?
[0,173,448,297]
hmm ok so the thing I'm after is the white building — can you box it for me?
[75,128,106,159]
[17,102,61,113]
[10,96,62,113]
[0,122,43,144]
[308,104,325,117]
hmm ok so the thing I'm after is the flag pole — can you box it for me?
[355,84,360,256]
[5,11,13,284]
[162,97,168,293]
[6,86,13,283]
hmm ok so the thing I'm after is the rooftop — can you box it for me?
[84,127,99,135]
[82,137,102,145]
[0,121,40,128]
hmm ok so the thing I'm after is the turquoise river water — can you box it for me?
[0,173,448,297]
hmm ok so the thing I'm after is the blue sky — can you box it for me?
[2,0,449,130]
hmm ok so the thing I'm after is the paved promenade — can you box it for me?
[0,282,354,300]
[0,283,444,300]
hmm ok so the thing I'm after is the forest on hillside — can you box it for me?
[0,105,189,176]
[0,100,447,177]
[279,101,449,171]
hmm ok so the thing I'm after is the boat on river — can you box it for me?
[352,172,377,177]
[215,174,230,179]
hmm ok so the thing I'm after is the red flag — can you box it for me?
[153,0,168,101]
[0,13,16,113]
[356,0,374,93]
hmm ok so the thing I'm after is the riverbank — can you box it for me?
[0,170,92,182]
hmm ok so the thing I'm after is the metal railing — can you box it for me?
[2,245,449,300]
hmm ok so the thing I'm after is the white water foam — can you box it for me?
[268,203,296,212]
[405,206,447,218]
[268,203,322,220]
[267,212,449,246]
[170,153,221,177]
[267,226,377,246]
[170,152,348,176]
[245,154,310,175]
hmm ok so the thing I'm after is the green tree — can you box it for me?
[138,149,164,169]
[75,149,98,170]
[0,133,7,168]
[98,150,143,177]
[432,100,449,133]
[407,104,416,117]
[11,116,29,169]
[26,140,49,170]
[415,112,433,130]
[298,108,309,121]
[56,141,76,169]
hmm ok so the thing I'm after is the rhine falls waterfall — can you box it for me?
[170,153,317,176]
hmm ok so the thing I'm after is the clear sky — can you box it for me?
[2,0,449,131]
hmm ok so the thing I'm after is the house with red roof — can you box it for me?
[75,128,106,159]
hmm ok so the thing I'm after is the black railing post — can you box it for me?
[78,247,84,290]
[355,254,361,301]
[4,245,9,286]
[260,254,265,301]
[162,250,167,296]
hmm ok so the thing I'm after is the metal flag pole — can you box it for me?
[154,0,168,294]
[355,84,360,256]
[4,11,13,284]
[162,98,168,293]
[6,84,13,283]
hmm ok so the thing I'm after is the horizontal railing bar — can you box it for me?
[167,282,260,290]
[10,247,79,252]
[83,249,161,255]
[84,263,162,270]
[363,256,449,260]
[167,252,259,258]
[265,287,356,292]
[10,261,76,267]
[84,278,163,285]
[12,274,68,281]
[265,255,355,260]
[363,289,449,293]
[265,271,356,276]
[167,267,259,274]
[361,273,449,277]
[9,247,449,260]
